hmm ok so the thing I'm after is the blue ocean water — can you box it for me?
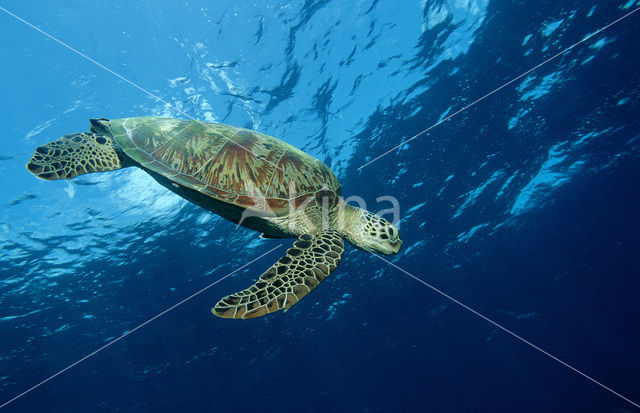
[1,0,639,411]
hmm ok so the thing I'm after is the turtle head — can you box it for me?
[355,209,402,254]
[332,201,402,255]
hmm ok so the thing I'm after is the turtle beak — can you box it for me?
[389,238,402,254]
[371,237,402,255]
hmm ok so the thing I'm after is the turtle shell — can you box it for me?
[107,117,341,215]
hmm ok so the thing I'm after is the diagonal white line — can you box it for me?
[0,244,283,410]
[0,5,283,172]
[357,6,640,171]
[372,253,640,409]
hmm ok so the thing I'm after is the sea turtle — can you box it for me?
[26,117,402,319]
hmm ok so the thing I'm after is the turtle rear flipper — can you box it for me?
[26,131,124,180]
[213,230,344,319]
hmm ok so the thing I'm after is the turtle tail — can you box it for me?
[26,132,124,180]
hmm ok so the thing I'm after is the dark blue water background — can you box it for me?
[1,1,639,412]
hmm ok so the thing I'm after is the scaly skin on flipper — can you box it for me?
[213,230,344,319]
[26,132,123,180]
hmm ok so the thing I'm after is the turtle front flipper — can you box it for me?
[26,131,124,180]
[213,230,344,319]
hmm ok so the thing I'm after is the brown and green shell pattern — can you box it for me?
[107,117,341,215]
